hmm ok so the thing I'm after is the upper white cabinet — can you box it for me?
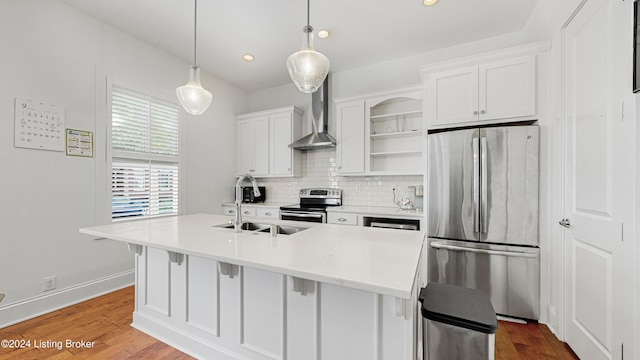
[236,116,269,176]
[236,106,303,177]
[335,85,424,176]
[335,100,366,174]
[422,42,549,129]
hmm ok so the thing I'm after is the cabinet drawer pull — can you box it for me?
[265,212,272,216]
[227,210,234,214]
[243,211,251,215]
[338,217,347,222]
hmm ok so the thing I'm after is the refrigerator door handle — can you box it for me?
[430,241,538,258]
[472,137,480,233]
[480,136,488,234]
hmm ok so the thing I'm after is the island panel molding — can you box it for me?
[80,214,423,359]
[186,255,220,337]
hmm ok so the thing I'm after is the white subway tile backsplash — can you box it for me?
[257,149,423,206]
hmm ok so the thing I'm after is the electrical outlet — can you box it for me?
[43,276,56,291]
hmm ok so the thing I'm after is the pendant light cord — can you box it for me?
[193,0,198,67]
[306,0,310,27]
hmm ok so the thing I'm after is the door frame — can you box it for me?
[559,0,637,357]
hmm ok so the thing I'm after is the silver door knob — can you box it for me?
[559,218,571,228]
[480,110,486,114]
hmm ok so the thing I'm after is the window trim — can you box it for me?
[105,77,186,223]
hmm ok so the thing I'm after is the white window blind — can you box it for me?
[111,84,180,220]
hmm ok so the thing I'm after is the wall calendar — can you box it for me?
[14,97,65,151]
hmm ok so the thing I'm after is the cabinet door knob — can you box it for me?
[473,110,479,115]
[338,166,342,169]
[480,110,486,114]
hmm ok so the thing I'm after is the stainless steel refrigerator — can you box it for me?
[427,124,540,320]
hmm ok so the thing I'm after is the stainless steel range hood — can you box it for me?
[289,77,336,150]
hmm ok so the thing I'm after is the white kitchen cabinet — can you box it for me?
[335,85,424,176]
[269,111,302,176]
[426,66,479,126]
[221,204,280,220]
[327,212,358,226]
[422,44,545,129]
[427,55,536,127]
[335,99,366,174]
[256,207,279,219]
[221,204,235,216]
[236,106,303,177]
[236,116,269,176]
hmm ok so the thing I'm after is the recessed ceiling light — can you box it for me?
[423,0,438,5]
[242,54,254,62]
[317,29,330,39]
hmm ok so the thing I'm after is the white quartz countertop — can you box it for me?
[80,213,424,299]
[327,205,424,219]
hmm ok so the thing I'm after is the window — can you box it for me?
[110,84,180,220]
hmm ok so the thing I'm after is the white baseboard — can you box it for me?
[0,270,134,328]
[132,312,242,360]
[544,304,561,340]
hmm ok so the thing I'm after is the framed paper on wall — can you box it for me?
[66,128,94,157]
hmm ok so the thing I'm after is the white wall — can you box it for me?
[0,0,246,326]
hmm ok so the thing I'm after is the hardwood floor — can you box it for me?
[0,286,578,359]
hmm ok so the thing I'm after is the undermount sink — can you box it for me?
[258,224,309,235]
[213,222,309,235]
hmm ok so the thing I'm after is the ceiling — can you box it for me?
[59,0,538,92]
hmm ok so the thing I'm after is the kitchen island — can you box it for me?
[80,213,425,360]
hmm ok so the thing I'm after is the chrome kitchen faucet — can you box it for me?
[234,174,261,233]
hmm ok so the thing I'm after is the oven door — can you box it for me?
[280,210,326,223]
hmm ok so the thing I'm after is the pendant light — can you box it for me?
[176,0,212,115]
[286,0,330,94]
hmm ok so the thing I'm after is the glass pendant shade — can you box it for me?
[176,66,212,115]
[287,26,330,94]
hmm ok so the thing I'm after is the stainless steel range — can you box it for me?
[280,188,342,223]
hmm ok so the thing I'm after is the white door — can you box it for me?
[252,116,270,176]
[427,66,479,127]
[236,118,254,175]
[335,100,365,174]
[562,0,635,359]
[270,112,293,176]
[479,56,536,121]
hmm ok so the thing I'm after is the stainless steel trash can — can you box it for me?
[418,283,498,360]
